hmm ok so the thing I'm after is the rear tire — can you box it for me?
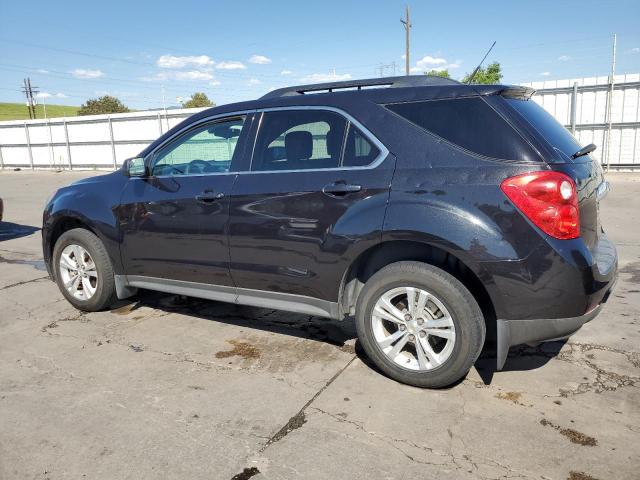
[355,261,485,388]
[52,228,116,312]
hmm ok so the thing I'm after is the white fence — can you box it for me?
[0,107,206,170]
[0,74,639,170]
[521,73,640,168]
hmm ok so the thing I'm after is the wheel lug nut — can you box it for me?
[399,325,406,331]
[417,318,424,325]
[408,334,415,341]
[419,331,426,338]
[404,314,412,321]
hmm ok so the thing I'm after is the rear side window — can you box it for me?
[386,98,537,161]
[505,98,581,159]
[252,110,347,171]
[251,109,382,171]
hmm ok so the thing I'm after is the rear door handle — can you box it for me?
[322,182,362,196]
[195,192,225,203]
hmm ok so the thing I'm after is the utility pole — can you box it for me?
[400,5,411,75]
[605,33,617,172]
[21,78,39,119]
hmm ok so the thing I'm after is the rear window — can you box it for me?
[386,97,538,161]
[505,98,582,159]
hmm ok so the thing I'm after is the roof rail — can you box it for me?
[261,75,460,99]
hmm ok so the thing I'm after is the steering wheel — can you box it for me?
[186,159,212,175]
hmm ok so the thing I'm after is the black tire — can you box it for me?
[355,261,485,388]
[52,228,116,312]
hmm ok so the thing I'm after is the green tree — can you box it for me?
[77,95,129,116]
[424,69,451,78]
[182,92,215,108]
[462,61,502,84]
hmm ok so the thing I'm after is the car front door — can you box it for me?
[227,108,395,308]
[118,114,253,291]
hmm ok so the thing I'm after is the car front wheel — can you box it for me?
[355,261,485,388]
[52,228,116,312]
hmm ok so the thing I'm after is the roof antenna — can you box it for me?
[466,41,496,84]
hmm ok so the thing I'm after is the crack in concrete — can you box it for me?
[509,342,640,397]
[310,406,529,479]
[0,275,49,291]
[258,355,357,453]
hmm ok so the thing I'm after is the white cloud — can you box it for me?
[299,72,352,83]
[247,78,261,86]
[157,55,214,69]
[558,55,571,62]
[627,47,640,54]
[249,55,272,65]
[36,92,68,99]
[540,71,551,76]
[216,61,246,70]
[70,68,104,79]
[209,80,221,86]
[280,69,293,75]
[410,56,461,74]
[37,69,49,74]
[140,71,214,82]
[174,70,213,81]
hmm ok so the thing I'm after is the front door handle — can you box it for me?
[195,191,225,203]
[322,182,362,196]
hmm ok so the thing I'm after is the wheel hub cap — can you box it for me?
[371,286,456,371]
[58,244,98,301]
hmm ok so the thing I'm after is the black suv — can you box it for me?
[42,76,617,388]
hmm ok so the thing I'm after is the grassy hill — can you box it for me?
[0,102,80,121]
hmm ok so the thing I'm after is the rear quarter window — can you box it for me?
[386,97,539,162]
[505,98,582,159]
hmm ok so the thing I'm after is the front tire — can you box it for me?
[355,261,485,388]
[52,228,116,312]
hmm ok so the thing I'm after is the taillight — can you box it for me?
[500,171,580,240]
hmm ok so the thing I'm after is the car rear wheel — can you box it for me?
[53,228,116,312]
[355,261,485,388]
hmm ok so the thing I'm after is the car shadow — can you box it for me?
[111,291,567,388]
[474,340,567,385]
[0,222,40,241]
[112,290,358,350]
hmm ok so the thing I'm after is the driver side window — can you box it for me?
[151,116,245,176]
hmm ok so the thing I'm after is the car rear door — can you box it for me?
[118,114,254,290]
[227,107,395,306]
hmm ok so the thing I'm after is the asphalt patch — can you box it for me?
[230,467,260,480]
[215,340,260,360]
[568,471,599,480]
[495,391,522,404]
[540,419,598,446]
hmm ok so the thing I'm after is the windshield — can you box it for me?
[506,98,582,159]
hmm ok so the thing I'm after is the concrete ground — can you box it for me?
[0,170,638,480]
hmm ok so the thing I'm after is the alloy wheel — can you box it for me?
[58,244,98,301]
[371,286,456,371]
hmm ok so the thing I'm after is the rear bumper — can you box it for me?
[496,280,614,370]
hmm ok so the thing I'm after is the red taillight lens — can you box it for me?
[500,171,580,240]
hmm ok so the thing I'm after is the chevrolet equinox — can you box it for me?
[42,76,617,387]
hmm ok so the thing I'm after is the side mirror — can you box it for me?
[126,157,148,177]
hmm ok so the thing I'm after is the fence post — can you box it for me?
[0,142,4,170]
[108,116,117,170]
[63,118,72,170]
[157,112,163,135]
[24,122,34,170]
[570,82,578,134]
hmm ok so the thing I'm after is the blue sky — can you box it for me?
[1,0,639,109]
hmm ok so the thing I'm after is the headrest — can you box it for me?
[285,131,313,161]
